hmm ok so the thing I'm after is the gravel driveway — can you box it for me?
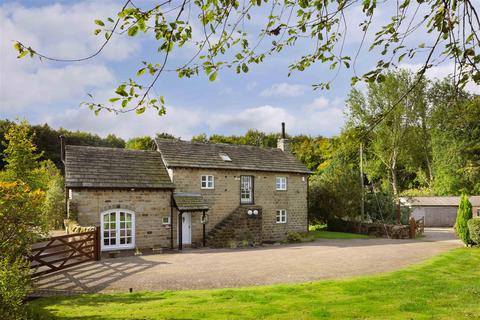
[33,228,461,296]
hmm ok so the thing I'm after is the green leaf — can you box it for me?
[137,68,146,76]
[115,85,128,97]
[17,51,28,59]
[136,107,146,114]
[13,42,22,52]
[94,20,105,27]
[128,26,139,37]
[109,98,120,103]
[241,63,249,73]
[209,72,217,81]
[94,29,101,35]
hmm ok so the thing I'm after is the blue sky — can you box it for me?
[0,0,474,139]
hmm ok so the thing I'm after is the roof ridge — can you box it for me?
[66,145,157,153]
[155,138,281,151]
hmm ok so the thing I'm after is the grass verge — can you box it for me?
[28,248,480,319]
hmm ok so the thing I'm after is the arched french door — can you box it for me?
[100,209,135,251]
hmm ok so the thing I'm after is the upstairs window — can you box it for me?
[276,209,287,223]
[276,177,287,190]
[201,175,214,189]
[240,176,254,204]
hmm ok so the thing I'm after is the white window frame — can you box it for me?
[276,209,287,224]
[162,216,171,225]
[201,175,214,189]
[276,177,287,191]
[240,175,254,204]
[100,209,135,251]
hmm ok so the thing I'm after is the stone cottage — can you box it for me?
[64,126,311,251]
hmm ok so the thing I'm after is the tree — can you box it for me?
[428,80,480,195]
[454,194,473,245]
[0,182,46,320]
[42,167,65,229]
[1,121,43,188]
[126,136,155,150]
[346,71,428,195]
[13,0,480,123]
[156,132,177,140]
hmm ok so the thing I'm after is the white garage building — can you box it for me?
[401,196,480,227]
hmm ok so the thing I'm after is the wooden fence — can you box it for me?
[28,228,100,278]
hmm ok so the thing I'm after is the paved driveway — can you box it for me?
[33,228,461,296]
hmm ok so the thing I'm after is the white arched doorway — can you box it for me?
[100,209,135,251]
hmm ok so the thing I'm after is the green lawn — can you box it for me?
[29,248,480,319]
[305,224,371,240]
[306,230,371,240]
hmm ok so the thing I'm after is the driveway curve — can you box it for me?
[33,228,461,295]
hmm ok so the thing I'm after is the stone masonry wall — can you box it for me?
[68,189,173,249]
[206,205,263,248]
[171,168,308,243]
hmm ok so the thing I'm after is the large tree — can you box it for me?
[13,0,480,128]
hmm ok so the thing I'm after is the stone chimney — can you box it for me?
[277,122,289,152]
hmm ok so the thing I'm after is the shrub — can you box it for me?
[286,231,303,243]
[0,257,30,320]
[467,218,480,245]
[454,194,473,245]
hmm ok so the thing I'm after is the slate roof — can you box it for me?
[65,145,174,189]
[401,196,480,207]
[173,192,209,211]
[155,139,311,174]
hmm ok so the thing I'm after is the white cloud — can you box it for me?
[208,105,296,133]
[260,83,308,97]
[0,1,141,112]
[42,105,204,140]
[208,98,345,136]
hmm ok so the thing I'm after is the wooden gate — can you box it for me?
[28,228,101,278]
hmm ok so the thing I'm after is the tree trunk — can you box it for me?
[390,150,399,196]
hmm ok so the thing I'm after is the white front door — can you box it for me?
[180,212,192,244]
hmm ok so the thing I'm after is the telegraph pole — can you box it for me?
[360,143,365,219]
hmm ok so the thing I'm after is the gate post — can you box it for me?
[95,226,101,261]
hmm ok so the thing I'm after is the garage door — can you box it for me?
[424,207,457,227]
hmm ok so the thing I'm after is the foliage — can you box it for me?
[308,160,362,223]
[42,168,65,229]
[306,226,370,239]
[428,83,480,195]
[0,120,126,170]
[28,248,480,319]
[346,71,430,195]
[0,181,47,258]
[125,136,155,150]
[13,0,480,116]
[454,194,473,245]
[1,121,43,188]
[0,257,30,320]
[364,192,410,224]
[467,219,480,245]
[286,231,302,243]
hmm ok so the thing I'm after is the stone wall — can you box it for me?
[206,205,263,247]
[68,189,173,249]
[171,168,308,243]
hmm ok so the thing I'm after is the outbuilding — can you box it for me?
[401,196,480,227]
